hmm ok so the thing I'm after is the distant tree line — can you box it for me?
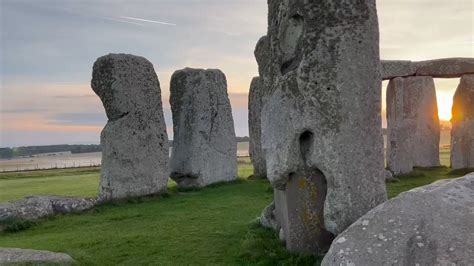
[0,144,101,159]
[0,137,251,159]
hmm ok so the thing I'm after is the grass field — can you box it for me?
[0,158,471,265]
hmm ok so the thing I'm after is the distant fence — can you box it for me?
[1,155,251,173]
[0,161,102,173]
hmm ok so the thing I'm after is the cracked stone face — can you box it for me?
[451,74,474,169]
[260,0,387,254]
[169,68,237,187]
[91,53,169,201]
[386,76,441,175]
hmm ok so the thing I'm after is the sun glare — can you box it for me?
[437,93,453,121]
[434,79,459,122]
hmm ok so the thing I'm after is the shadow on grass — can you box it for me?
[0,218,37,233]
[238,221,322,265]
[93,178,249,208]
[448,168,474,176]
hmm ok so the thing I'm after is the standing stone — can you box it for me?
[387,76,440,175]
[169,68,237,187]
[451,74,474,169]
[248,77,266,178]
[260,0,387,255]
[247,36,272,179]
[91,54,169,201]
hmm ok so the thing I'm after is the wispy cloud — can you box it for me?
[120,16,176,26]
[54,94,96,99]
[1,108,49,114]
[53,112,106,126]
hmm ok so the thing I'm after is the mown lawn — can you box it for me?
[0,158,470,265]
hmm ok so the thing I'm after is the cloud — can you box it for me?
[1,108,50,114]
[1,0,472,147]
[54,94,96,99]
[53,112,106,126]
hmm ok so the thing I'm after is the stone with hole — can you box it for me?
[259,0,387,255]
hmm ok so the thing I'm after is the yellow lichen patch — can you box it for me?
[300,205,321,234]
[306,180,318,201]
[298,177,307,189]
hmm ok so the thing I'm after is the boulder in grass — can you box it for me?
[0,248,75,265]
[322,173,474,266]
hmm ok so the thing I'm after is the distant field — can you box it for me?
[0,157,471,264]
[0,142,251,172]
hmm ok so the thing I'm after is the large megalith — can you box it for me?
[169,68,237,187]
[387,76,440,175]
[248,36,272,179]
[248,77,266,178]
[451,74,474,169]
[91,53,169,201]
[322,173,474,266]
[260,0,387,255]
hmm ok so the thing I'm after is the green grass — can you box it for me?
[0,167,100,202]
[386,166,466,198]
[0,159,471,265]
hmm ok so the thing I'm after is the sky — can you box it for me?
[0,0,473,147]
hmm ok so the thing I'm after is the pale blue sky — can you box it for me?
[1,0,473,147]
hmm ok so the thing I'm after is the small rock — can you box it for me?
[0,248,75,265]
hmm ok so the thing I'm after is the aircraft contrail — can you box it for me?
[120,16,176,26]
[103,17,145,26]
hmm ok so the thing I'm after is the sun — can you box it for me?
[434,79,460,122]
[437,93,453,121]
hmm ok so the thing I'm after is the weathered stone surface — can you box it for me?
[254,36,271,81]
[258,201,277,230]
[169,68,237,187]
[260,0,387,255]
[0,196,96,223]
[248,77,266,178]
[322,173,474,266]
[381,58,474,80]
[248,36,272,179]
[387,76,440,175]
[381,60,417,80]
[91,53,169,201]
[416,58,474,78]
[384,170,394,180]
[0,248,75,265]
[451,74,474,169]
